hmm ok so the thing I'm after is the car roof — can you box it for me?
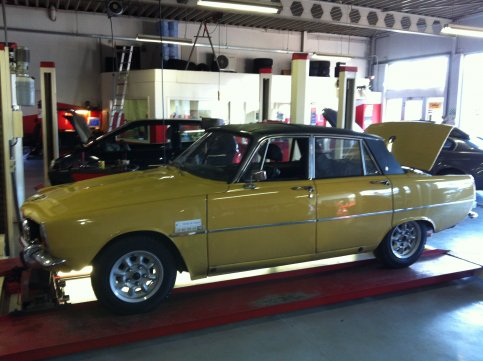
[213,122,379,140]
[124,119,202,126]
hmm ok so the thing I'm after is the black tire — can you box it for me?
[91,235,177,314]
[374,221,427,268]
[253,58,273,73]
[196,63,210,71]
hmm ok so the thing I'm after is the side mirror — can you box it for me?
[243,170,267,189]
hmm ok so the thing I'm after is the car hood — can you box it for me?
[365,122,453,171]
[22,166,224,220]
[66,111,93,144]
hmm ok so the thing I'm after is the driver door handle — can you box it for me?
[370,180,390,186]
[291,185,314,192]
[291,186,315,198]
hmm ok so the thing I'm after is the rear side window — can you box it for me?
[314,137,368,179]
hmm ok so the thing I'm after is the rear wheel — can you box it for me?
[375,221,427,268]
[91,235,176,314]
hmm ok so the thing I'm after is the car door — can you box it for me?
[207,136,316,269]
[314,136,393,253]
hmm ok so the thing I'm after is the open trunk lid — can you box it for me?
[365,121,453,171]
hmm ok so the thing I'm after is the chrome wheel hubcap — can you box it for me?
[390,222,421,259]
[109,251,164,303]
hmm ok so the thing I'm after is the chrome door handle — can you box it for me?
[370,180,390,186]
[291,185,314,199]
[291,186,314,192]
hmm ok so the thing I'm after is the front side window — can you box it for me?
[174,131,250,182]
[242,137,309,182]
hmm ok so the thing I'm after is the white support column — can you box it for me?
[290,53,310,125]
[40,61,59,186]
[337,66,358,130]
[0,44,15,257]
[259,70,273,121]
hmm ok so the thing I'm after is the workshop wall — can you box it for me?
[3,5,369,118]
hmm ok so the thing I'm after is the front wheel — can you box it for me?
[91,235,177,314]
[375,221,427,268]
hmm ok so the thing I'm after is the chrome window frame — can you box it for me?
[233,133,312,183]
[313,135,384,179]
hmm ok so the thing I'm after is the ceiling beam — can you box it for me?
[156,0,451,37]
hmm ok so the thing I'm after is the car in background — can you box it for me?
[22,122,475,314]
[430,127,483,190]
[48,115,218,185]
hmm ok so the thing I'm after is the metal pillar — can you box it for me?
[40,62,58,186]
[336,66,358,130]
[0,45,15,256]
[259,70,272,121]
[290,53,310,125]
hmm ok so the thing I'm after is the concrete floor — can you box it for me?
[22,158,483,361]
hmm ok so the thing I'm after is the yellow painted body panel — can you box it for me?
[207,180,316,269]
[22,167,226,274]
[315,175,393,252]
[21,165,475,281]
[389,171,475,231]
[366,121,453,171]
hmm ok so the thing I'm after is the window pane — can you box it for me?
[179,124,205,143]
[315,138,363,178]
[385,56,448,92]
[403,99,424,121]
[362,143,380,176]
[244,137,308,181]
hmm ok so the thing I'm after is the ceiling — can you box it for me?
[5,0,483,38]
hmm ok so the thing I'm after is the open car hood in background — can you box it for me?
[65,111,93,144]
[365,122,453,172]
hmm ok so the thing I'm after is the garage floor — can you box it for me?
[22,158,483,361]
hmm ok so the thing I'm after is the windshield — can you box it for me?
[174,131,251,182]
[466,136,483,150]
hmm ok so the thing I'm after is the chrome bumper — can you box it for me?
[21,240,66,268]
[468,211,478,219]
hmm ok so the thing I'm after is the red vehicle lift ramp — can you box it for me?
[0,250,481,361]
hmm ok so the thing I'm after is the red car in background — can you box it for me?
[48,114,217,185]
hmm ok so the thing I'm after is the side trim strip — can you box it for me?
[169,230,207,237]
[170,199,473,237]
[316,209,392,223]
[210,219,317,234]
[394,199,472,213]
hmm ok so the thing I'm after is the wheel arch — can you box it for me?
[92,230,188,273]
[391,217,435,235]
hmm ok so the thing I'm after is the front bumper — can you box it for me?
[20,237,66,268]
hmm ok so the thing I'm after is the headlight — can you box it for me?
[22,219,31,242]
[21,219,44,245]
[39,224,48,244]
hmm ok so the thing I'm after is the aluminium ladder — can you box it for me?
[108,45,134,131]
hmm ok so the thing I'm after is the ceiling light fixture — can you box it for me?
[197,0,282,14]
[136,34,194,46]
[311,53,352,62]
[441,24,483,38]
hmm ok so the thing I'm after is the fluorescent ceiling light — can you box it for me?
[197,0,282,14]
[311,53,352,62]
[136,34,194,46]
[441,24,483,38]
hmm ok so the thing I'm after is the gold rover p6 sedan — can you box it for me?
[20,122,476,314]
